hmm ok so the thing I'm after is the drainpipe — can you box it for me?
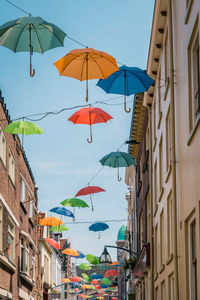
[147,104,154,300]
[167,0,179,299]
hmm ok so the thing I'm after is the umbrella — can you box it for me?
[54,47,119,102]
[81,284,90,289]
[78,263,91,271]
[75,185,105,211]
[94,285,101,289]
[89,222,109,239]
[101,278,112,286]
[39,216,63,227]
[49,224,69,232]
[108,262,120,266]
[99,151,135,181]
[68,106,112,143]
[61,198,89,220]
[91,274,103,280]
[71,251,85,259]
[82,273,90,282]
[45,238,60,250]
[91,280,98,285]
[97,66,154,113]
[71,277,82,282]
[4,120,43,152]
[62,248,79,256]
[0,16,66,77]
[49,207,74,218]
[62,278,71,283]
[86,254,99,265]
[104,270,118,277]
[88,285,95,290]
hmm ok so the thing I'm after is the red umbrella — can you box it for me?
[75,186,105,211]
[91,279,99,285]
[45,238,60,250]
[71,276,82,282]
[94,285,101,289]
[68,106,112,143]
[104,269,119,277]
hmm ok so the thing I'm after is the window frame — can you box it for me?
[8,149,15,184]
[167,193,173,257]
[0,203,3,251]
[0,126,6,166]
[7,218,15,262]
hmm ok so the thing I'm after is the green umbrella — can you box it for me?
[78,263,91,271]
[82,273,90,282]
[99,151,135,181]
[101,278,111,286]
[4,120,44,152]
[0,16,66,77]
[88,285,95,290]
[49,225,69,232]
[86,254,99,265]
[61,198,89,221]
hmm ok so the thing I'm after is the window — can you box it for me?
[155,225,158,275]
[161,281,165,300]
[146,193,150,243]
[29,198,33,219]
[166,108,172,171]
[154,160,158,207]
[139,212,144,251]
[164,29,169,81]
[21,239,29,274]
[8,219,15,261]
[169,273,175,300]
[167,195,173,256]
[8,150,15,184]
[192,34,200,122]
[157,67,162,123]
[190,221,197,300]
[44,254,50,283]
[153,98,156,143]
[0,126,6,165]
[20,178,26,203]
[25,244,29,273]
[0,204,2,251]
[159,136,163,192]
[160,210,164,266]
[21,239,25,271]
[31,255,35,281]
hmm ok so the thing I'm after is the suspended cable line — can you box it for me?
[63,219,127,225]
[5,0,30,15]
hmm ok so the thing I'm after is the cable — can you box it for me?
[64,219,127,225]
[5,0,30,15]
[66,34,87,48]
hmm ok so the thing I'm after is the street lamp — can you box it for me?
[99,245,138,264]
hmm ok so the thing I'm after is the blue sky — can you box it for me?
[0,0,154,261]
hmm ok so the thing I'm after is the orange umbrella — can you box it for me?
[39,216,63,227]
[68,106,112,143]
[82,284,90,289]
[108,262,120,266]
[62,248,79,256]
[62,278,71,283]
[54,48,119,102]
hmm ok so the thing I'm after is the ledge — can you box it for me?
[158,187,164,202]
[165,165,171,183]
[0,288,12,299]
[153,137,157,152]
[20,201,27,214]
[153,204,158,217]
[154,272,158,281]
[157,111,162,129]
[20,271,35,287]
[166,253,173,265]
[187,114,200,146]
[0,252,16,273]
[159,263,165,274]
[185,0,194,24]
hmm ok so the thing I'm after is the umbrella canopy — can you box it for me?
[88,285,95,290]
[97,66,154,113]
[62,248,79,256]
[71,276,82,282]
[61,198,89,220]
[75,185,106,211]
[94,285,101,289]
[68,106,112,143]
[99,151,135,181]
[82,273,90,282]
[54,47,119,102]
[81,284,90,289]
[49,207,74,218]
[86,254,99,265]
[62,278,71,283]
[78,263,91,271]
[4,121,44,152]
[71,250,85,259]
[45,237,60,250]
[101,278,112,286]
[49,224,69,232]
[91,279,98,285]
[104,270,118,277]
[0,16,66,76]
[91,274,103,280]
[89,222,109,239]
[39,216,63,227]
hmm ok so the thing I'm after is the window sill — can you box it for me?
[153,137,157,152]
[159,264,165,274]
[0,252,16,273]
[20,271,35,287]
[166,253,173,265]
[158,187,164,202]
[8,175,15,189]
[185,0,194,24]
[165,165,171,183]
[20,201,27,214]
[187,114,200,146]
[157,112,162,129]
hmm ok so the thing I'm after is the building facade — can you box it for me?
[0,90,42,299]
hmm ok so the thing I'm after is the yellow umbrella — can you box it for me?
[62,278,71,283]
[39,216,63,227]
[54,48,119,102]
[81,284,90,289]
[62,248,79,256]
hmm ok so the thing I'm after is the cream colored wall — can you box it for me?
[38,242,52,286]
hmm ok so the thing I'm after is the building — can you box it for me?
[60,238,71,300]
[116,225,126,300]
[0,90,42,299]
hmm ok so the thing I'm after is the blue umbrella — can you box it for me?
[91,274,103,280]
[97,66,154,113]
[49,207,74,218]
[71,250,85,259]
[89,222,109,239]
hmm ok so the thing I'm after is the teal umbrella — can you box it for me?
[0,16,66,77]
[99,151,135,181]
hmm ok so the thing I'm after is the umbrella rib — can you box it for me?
[80,55,86,81]
[41,23,65,47]
[106,72,122,93]
[14,24,26,53]
[32,24,43,53]
[127,70,148,91]
[89,55,105,78]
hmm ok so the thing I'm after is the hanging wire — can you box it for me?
[87,166,104,185]
[64,219,127,225]
[5,0,30,15]
[66,34,87,48]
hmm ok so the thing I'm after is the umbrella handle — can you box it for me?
[87,123,93,143]
[117,166,122,182]
[98,232,101,239]
[124,95,131,113]
[90,194,94,211]
[30,63,35,77]
[29,24,35,78]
